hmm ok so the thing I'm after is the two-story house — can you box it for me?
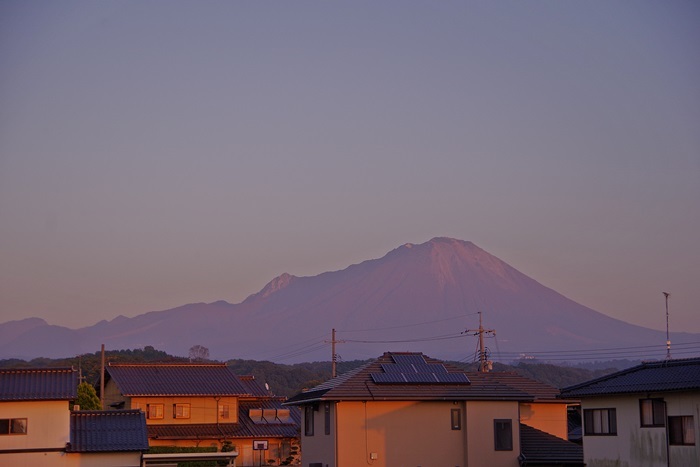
[104,362,300,466]
[285,352,583,467]
[0,367,148,467]
[560,357,700,467]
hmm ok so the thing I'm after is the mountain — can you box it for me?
[1,237,696,362]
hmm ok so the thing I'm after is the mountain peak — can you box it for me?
[245,272,298,302]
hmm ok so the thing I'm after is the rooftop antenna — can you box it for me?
[663,292,671,359]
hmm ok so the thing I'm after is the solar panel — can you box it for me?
[392,355,428,366]
[371,373,406,383]
[381,363,418,373]
[435,373,470,384]
[403,373,439,383]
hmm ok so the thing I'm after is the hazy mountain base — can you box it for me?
[0,347,625,398]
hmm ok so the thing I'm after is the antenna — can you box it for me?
[464,312,496,372]
[663,292,671,359]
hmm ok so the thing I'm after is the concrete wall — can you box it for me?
[130,395,238,424]
[466,400,520,467]
[0,400,69,451]
[300,399,522,467]
[582,391,700,467]
[520,402,569,439]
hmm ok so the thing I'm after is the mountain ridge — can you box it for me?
[1,237,696,362]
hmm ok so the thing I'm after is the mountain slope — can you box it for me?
[0,237,695,362]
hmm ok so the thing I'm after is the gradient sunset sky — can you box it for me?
[1,1,698,334]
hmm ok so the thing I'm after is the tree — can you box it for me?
[189,345,210,362]
[73,381,101,410]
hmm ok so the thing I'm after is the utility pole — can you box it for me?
[663,292,671,359]
[465,312,496,372]
[100,344,105,410]
[326,329,345,378]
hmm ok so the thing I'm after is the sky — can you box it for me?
[1,1,698,335]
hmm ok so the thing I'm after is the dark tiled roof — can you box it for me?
[0,367,77,401]
[106,363,249,396]
[285,352,532,405]
[560,357,700,398]
[237,375,270,397]
[520,424,584,465]
[148,400,300,441]
[69,410,149,452]
[472,372,567,401]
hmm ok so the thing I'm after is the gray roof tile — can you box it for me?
[285,352,532,405]
[560,357,700,397]
[106,363,249,396]
[0,367,77,401]
[69,410,149,452]
[520,423,583,465]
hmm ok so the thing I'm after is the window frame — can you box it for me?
[583,408,617,436]
[147,403,164,420]
[669,415,695,446]
[451,408,462,430]
[304,405,315,437]
[324,402,331,435]
[0,418,28,435]
[219,404,230,420]
[494,419,513,451]
[640,398,665,427]
[173,403,191,419]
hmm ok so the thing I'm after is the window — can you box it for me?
[640,399,665,427]
[0,418,27,435]
[584,408,617,435]
[669,416,695,446]
[494,419,513,451]
[173,403,191,419]
[304,405,314,436]
[324,402,331,435]
[219,404,230,420]
[147,404,164,420]
[451,409,461,430]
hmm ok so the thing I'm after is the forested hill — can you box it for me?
[0,347,627,398]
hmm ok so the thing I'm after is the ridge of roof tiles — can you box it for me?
[0,367,78,401]
[469,372,565,401]
[285,352,533,405]
[69,409,149,452]
[106,363,249,396]
[560,357,700,397]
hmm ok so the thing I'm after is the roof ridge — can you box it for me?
[108,362,227,367]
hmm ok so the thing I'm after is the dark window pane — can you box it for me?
[494,419,513,451]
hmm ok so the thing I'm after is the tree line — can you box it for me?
[0,346,623,398]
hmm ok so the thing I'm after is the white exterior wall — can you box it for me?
[0,400,69,451]
[582,391,700,467]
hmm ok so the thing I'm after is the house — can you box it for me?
[104,362,300,466]
[475,372,577,440]
[68,409,149,466]
[285,352,583,467]
[560,357,700,467]
[0,367,148,467]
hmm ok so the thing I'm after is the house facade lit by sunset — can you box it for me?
[285,352,583,467]
[104,362,300,466]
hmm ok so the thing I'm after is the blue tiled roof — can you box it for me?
[0,368,77,401]
[560,357,700,397]
[106,363,249,396]
[69,410,149,452]
[520,424,583,465]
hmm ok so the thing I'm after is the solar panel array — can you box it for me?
[369,355,470,384]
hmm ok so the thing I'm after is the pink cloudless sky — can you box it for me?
[0,1,698,334]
